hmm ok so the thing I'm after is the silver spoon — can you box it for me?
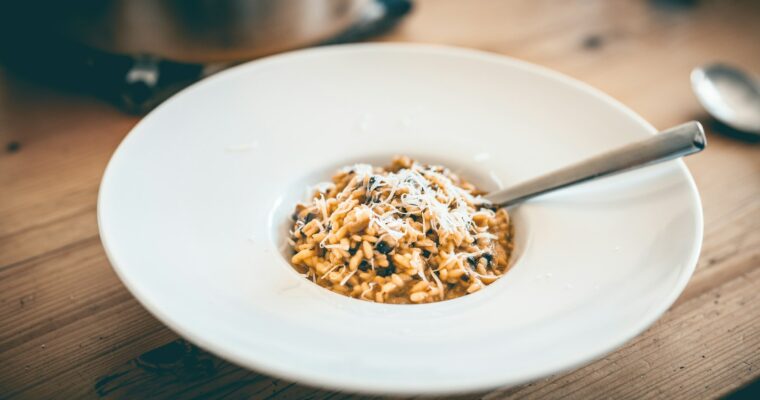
[691,63,760,134]
[484,121,705,208]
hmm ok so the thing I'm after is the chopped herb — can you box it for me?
[466,256,477,267]
[358,260,370,272]
[348,246,358,255]
[422,249,431,258]
[304,212,316,223]
[482,253,493,265]
[375,241,392,254]
[376,261,395,277]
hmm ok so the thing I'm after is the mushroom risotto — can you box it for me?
[289,156,513,304]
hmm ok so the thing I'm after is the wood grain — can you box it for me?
[1,0,759,398]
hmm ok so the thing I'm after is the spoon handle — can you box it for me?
[484,121,706,208]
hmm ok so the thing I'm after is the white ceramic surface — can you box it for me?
[98,44,703,395]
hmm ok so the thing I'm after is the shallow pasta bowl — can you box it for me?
[98,44,703,395]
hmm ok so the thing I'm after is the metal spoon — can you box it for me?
[691,64,760,134]
[484,121,705,208]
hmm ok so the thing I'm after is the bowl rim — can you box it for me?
[98,42,704,395]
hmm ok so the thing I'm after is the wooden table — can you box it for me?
[2,1,759,398]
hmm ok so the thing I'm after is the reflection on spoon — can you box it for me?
[691,64,760,134]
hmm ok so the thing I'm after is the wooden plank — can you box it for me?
[0,239,177,398]
[490,265,760,399]
[0,77,135,265]
[21,254,752,399]
[0,205,98,268]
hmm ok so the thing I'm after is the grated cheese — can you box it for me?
[320,264,343,280]
[323,162,494,243]
[339,269,357,286]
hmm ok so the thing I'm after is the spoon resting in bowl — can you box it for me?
[485,121,706,208]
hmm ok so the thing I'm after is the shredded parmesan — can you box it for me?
[327,162,493,242]
[320,264,342,280]
[339,269,357,286]
[429,265,445,300]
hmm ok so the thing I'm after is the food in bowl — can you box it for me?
[289,156,514,304]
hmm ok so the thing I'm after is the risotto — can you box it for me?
[289,156,513,304]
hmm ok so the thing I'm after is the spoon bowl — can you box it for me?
[691,63,760,134]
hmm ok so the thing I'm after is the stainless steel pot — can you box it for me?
[56,0,371,63]
[0,0,410,113]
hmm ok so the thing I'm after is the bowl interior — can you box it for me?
[267,152,530,294]
[98,44,702,394]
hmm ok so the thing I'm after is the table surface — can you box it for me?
[1,0,759,398]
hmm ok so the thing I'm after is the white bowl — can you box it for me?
[98,44,703,395]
